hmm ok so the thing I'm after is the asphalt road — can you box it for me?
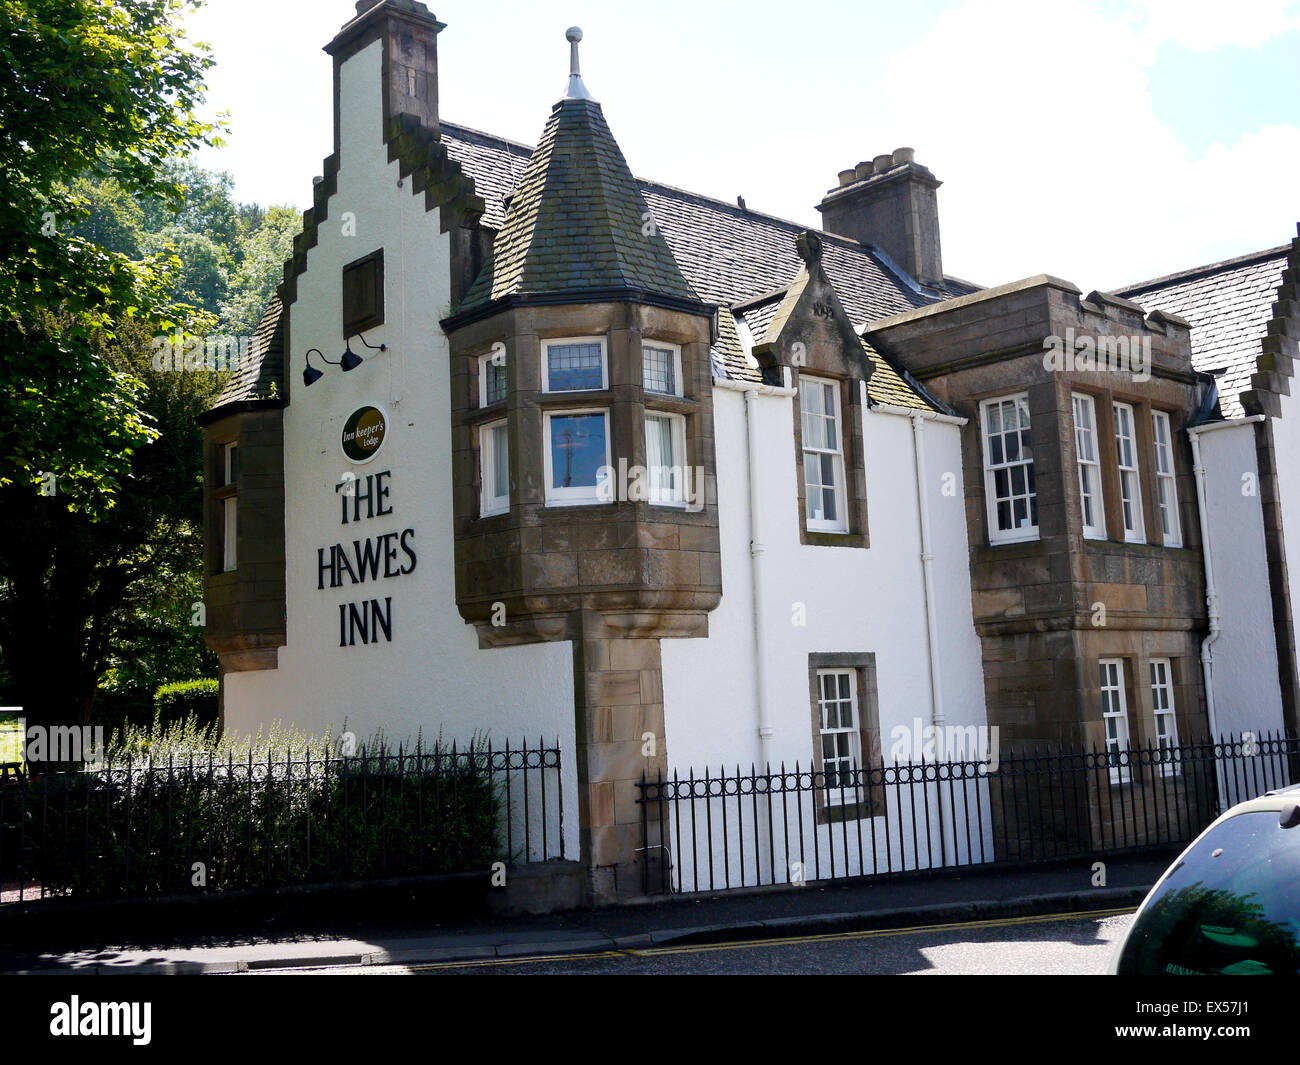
[257,909,1135,976]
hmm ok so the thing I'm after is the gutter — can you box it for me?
[713,372,797,756]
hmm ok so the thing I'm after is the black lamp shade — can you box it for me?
[303,363,324,387]
[340,346,363,372]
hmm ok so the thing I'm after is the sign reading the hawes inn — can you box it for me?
[317,468,417,647]
[341,405,388,463]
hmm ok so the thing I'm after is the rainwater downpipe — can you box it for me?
[713,371,797,762]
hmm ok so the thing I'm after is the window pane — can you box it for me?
[547,342,603,391]
[549,414,607,489]
[820,481,837,521]
[491,423,509,500]
[222,497,237,571]
[485,360,507,404]
[643,345,676,395]
[646,414,680,499]
[801,378,823,417]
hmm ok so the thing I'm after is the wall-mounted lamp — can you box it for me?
[342,331,386,370]
[302,332,389,387]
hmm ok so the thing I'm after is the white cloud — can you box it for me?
[874,0,1300,288]
[1130,0,1300,51]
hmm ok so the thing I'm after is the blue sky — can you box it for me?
[188,0,1299,291]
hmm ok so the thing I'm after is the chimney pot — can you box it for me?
[817,148,944,288]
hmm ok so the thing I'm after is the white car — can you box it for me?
[1108,783,1300,975]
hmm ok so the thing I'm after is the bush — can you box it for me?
[15,734,506,897]
[153,679,219,730]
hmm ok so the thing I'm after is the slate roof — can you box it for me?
[458,99,701,312]
[211,119,968,412]
[441,120,965,412]
[208,295,285,409]
[715,290,935,410]
[1119,246,1291,419]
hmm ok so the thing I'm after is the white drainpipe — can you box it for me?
[714,371,797,759]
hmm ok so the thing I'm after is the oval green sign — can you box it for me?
[341,405,387,463]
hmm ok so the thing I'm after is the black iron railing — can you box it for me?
[636,732,1299,895]
[0,738,563,904]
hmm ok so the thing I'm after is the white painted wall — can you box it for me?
[660,389,991,886]
[221,41,578,859]
[1197,420,1286,738]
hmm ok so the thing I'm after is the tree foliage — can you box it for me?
[0,0,221,511]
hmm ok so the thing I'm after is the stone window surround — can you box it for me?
[790,369,869,550]
[542,407,611,506]
[1099,656,1133,783]
[479,416,509,518]
[1093,654,1192,784]
[1068,384,1180,549]
[807,651,883,823]
[541,335,608,394]
[1151,410,1183,548]
[464,329,704,519]
[1113,400,1146,544]
[967,381,1186,550]
[211,437,238,575]
[478,349,507,408]
[642,340,683,398]
[1148,656,1180,776]
[979,391,1039,546]
[1071,392,1106,541]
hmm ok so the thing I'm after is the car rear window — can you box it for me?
[1117,809,1300,975]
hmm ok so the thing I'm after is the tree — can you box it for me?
[0,0,222,730]
[0,0,220,513]
[219,206,300,336]
[0,315,223,730]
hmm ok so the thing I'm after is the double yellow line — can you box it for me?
[395,906,1135,972]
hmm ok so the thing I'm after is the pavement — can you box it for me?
[0,854,1171,974]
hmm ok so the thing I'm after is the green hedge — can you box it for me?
[153,679,219,730]
[14,748,503,897]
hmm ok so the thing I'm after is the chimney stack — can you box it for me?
[325,0,446,155]
[816,148,944,289]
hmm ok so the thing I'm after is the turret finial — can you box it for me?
[563,27,595,101]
